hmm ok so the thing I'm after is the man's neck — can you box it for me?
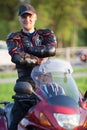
[23,28,35,34]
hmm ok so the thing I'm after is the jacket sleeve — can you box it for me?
[6,32,41,66]
[26,45,56,58]
[25,29,57,58]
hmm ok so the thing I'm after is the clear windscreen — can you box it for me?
[31,59,79,103]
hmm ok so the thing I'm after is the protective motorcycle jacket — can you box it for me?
[6,29,57,80]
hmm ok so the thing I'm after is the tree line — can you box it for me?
[0,0,87,47]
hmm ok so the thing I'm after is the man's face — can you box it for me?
[19,13,37,32]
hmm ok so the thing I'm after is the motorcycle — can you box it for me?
[0,58,87,130]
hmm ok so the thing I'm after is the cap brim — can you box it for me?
[19,11,34,16]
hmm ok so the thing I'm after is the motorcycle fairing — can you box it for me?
[47,95,79,107]
[25,97,80,130]
[5,103,13,128]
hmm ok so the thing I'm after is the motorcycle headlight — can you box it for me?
[54,113,80,130]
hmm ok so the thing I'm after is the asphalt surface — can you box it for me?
[0,60,87,84]
[0,72,87,84]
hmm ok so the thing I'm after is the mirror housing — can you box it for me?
[84,90,87,98]
[14,81,43,101]
[14,81,33,95]
[79,91,87,110]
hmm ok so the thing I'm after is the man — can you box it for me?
[6,3,57,130]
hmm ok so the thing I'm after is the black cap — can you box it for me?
[18,4,36,16]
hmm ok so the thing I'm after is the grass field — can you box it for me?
[0,68,87,102]
[0,67,87,78]
[0,83,14,102]
[74,67,87,94]
[75,77,87,94]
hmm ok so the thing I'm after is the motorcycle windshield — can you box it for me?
[31,59,79,104]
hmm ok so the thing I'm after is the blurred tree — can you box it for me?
[0,0,87,47]
[0,0,21,39]
[31,0,87,47]
[0,0,20,20]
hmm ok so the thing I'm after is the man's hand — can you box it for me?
[24,55,42,66]
[24,53,48,65]
[25,57,37,64]
[12,52,42,67]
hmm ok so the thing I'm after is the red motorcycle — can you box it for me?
[0,58,87,130]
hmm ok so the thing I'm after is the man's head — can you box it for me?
[18,3,37,32]
[18,3,36,16]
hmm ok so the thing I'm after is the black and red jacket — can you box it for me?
[6,29,57,80]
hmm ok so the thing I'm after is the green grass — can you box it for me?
[0,68,87,102]
[0,83,15,102]
[74,67,87,73]
[75,77,87,95]
[0,71,17,78]
[0,77,86,102]
[73,67,87,95]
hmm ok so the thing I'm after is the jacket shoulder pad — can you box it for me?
[38,29,53,35]
[6,32,20,40]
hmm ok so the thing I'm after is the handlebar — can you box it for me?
[12,94,37,104]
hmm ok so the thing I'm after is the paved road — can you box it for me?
[0,77,16,84]
[0,72,87,84]
[0,60,87,84]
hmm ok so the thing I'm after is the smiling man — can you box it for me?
[18,4,37,33]
[6,3,57,130]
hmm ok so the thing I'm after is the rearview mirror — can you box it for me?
[84,90,87,98]
[79,91,87,110]
[14,81,43,101]
[14,81,34,95]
